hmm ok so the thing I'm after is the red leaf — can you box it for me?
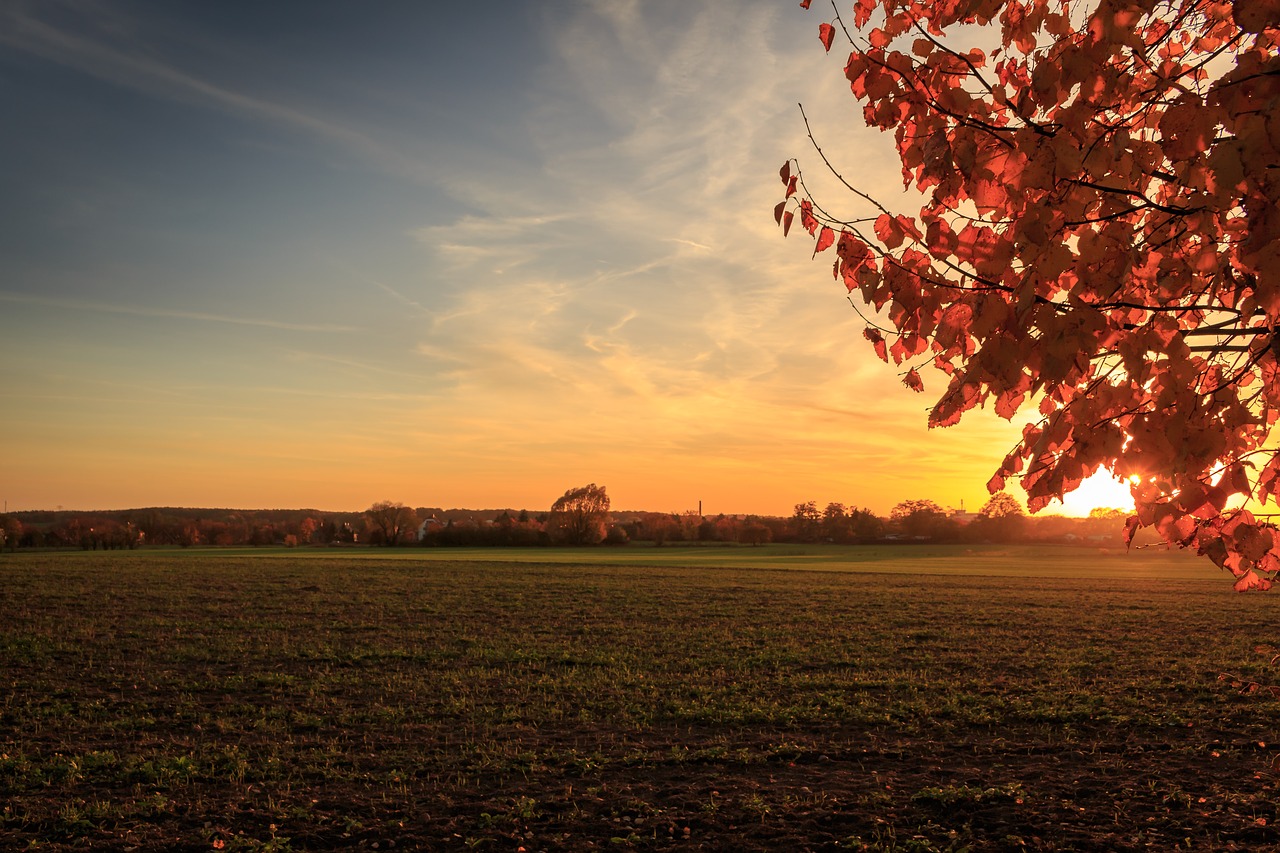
[873,213,904,249]
[819,23,836,52]
[1156,511,1198,547]
[895,214,923,242]
[799,199,820,235]
[903,368,924,392]
[836,233,875,290]
[814,226,836,255]
[774,201,787,225]
[853,0,875,27]
[1200,535,1229,568]
[780,161,791,184]
[800,0,812,8]
[890,332,928,363]
[782,210,794,237]
[1124,515,1141,547]
[928,376,980,428]
[864,327,888,362]
[1235,570,1273,592]
[994,386,1026,420]
[1240,525,1274,562]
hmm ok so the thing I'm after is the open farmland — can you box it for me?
[2,546,1279,851]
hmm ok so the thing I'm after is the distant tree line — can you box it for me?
[0,488,1142,553]
[0,507,376,550]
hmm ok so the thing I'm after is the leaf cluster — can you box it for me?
[781,0,1280,588]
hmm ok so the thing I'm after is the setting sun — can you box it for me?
[1048,471,1137,517]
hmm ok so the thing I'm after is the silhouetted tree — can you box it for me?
[849,507,885,542]
[792,501,821,541]
[364,501,419,547]
[822,502,849,541]
[547,483,611,546]
[0,516,21,552]
[739,523,773,547]
[891,499,953,539]
[972,492,1028,542]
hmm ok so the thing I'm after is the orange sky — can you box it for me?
[0,3,1134,519]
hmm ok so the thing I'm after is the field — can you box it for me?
[3,544,1280,851]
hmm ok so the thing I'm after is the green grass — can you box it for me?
[1,546,1277,851]
[64,540,1221,580]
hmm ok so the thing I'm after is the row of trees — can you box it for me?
[787,493,1115,544]
[383,484,623,548]
[0,508,369,551]
[401,486,1130,547]
[0,487,1135,552]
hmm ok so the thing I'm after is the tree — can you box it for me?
[781,0,1280,589]
[298,516,321,544]
[975,492,1028,541]
[823,501,851,541]
[792,500,822,541]
[891,499,952,539]
[644,514,678,546]
[547,483,611,545]
[980,492,1027,521]
[0,516,21,552]
[364,501,419,547]
[849,506,886,541]
[1071,506,1127,541]
[739,522,773,546]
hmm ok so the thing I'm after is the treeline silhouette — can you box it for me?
[0,501,1137,551]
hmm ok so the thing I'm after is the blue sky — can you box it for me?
[0,0,1126,515]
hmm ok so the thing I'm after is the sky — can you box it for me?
[0,0,1132,517]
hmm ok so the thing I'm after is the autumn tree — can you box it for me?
[792,500,823,541]
[822,501,851,540]
[980,492,1027,520]
[849,506,887,541]
[547,483,611,546]
[298,516,321,544]
[739,522,774,546]
[364,501,419,547]
[644,514,678,546]
[890,498,952,538]
[0,516,21,552]
[1078,506,1142,541]
[780,0,1280,589]
[975,491,1029,540]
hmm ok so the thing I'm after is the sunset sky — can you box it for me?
[0,0,1130,517]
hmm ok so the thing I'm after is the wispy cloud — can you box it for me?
[0,291,359,333]
[0,2,443,185]
[0,1,1031,513]
[392,1,1026,512]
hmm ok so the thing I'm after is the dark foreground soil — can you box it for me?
[3,550,1279,851]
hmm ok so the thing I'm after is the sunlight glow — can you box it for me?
[1049,471,1136,517]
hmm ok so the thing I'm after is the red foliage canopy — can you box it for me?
[779,0,1280,589]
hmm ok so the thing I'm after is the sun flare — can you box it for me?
[1049,471,1136,517]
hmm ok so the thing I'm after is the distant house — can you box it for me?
[951,510,980,526]
[417,517,444,541]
